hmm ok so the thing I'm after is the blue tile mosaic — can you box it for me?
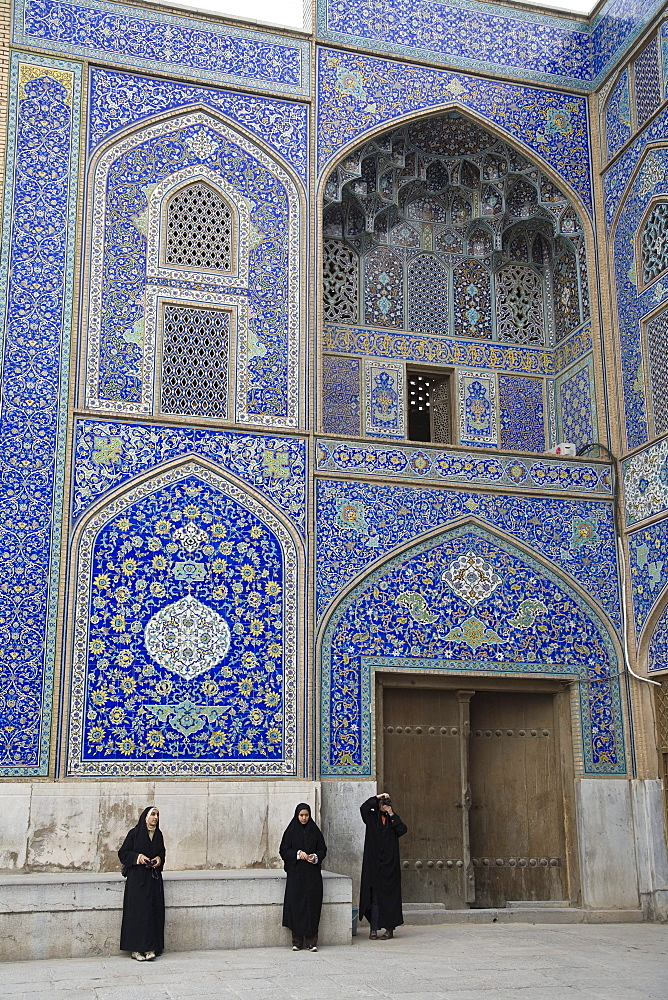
[648,601,668,672]
[604,70,632,161]
[603,105,668,231]
[556,358,597,452]
[0,55,81,776]
[316,438,613,497]
[315,479,620,629]
[84,112,301,427]
[89,69,309,184]
[67,463,299,776]
[319,523,625,776]
[317,48,593,216]
[592,0,664,82]
[629,516,668,641]
[499,376,545,453]
[554,323,593,374]
[459,372,498,448]
[322,357,361,436]
[15,0,310,96]
[609,147,668,449]
[318,0,593,87]
[622,436,668,525]
[72,419,307,535]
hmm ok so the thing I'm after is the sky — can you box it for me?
[160,0,596,29]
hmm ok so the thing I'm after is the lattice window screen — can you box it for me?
[408,254,449,335]
[634,37,663,128]
[165,182,233,271]
[496,264,546,345]
[161,304,229,418]
[323,239,359,323]
[431,378,452,444]
[641,202,668,288]
[646,308,668,436]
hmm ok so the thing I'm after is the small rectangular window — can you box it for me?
[407,369,452,444]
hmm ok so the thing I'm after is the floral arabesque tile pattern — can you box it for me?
[68,464,298,776]
[622,436,668,525]
[16,0,310,95]
[629,517,668,641]
[604,69,632,161]
[0,57,80,776]
[317,48,593,215]
[319,525,625,776]
[611,147,668,449]
[648,601,668,673]
[316,438,613,495]
[592,0,664,81]
[89,69,309,183]
[603,105,668,231]
[86,113,301,427]
[72,419,307,534]
[557,359,597,452]
[498,375,545,453]
[315,479,620,628]
[322,357,361,436]
[319,0,593,87]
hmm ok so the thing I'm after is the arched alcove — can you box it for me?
[66,461,299,777]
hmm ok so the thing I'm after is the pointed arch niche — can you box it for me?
[66,460,299,777]
[317,521,626,778]
[320,111,597,454]
[82,110,302,428]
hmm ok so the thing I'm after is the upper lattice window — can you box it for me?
[161,304,229,419]
[165,182,233,272]
[496,264,545,346]
[323,239,358,324]
[641,201,668,288]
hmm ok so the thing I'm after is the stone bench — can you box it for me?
[0,869,352,961]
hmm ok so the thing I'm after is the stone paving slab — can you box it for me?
[0,925,667,1000]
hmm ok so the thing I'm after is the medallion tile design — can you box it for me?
[604,70,632,161]
[88,69,309,183]
[84,112,301,427]
[0,56,80,776]
[317,48,593,215]
[15,0,310,95]
[72,419,307,535]
[498,375,545,453]
[556,359,597,452]
[629,517,668,640]
[319,525,625,777]
[323,324,553,373]
[364,362,405,438]
[315,478,620,628]
[622,436,668,525]
[68,463,298,776]
[458,371,497,448]
[648,602,668,673]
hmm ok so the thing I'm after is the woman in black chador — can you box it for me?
[359,793,407,939]
[279,803,327,952]
[118,806,165,961]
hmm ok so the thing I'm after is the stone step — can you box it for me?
[403,905,643,925]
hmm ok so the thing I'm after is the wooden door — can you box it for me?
[469,691,566,907]
[382,687,471,906]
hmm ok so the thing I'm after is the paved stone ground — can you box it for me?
[2,924,667,1000]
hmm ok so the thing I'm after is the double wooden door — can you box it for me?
[382,685,569,908]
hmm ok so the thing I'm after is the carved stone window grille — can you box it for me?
[496,265,546,345]
[646,308,668,436]
[408,254,449,336]
[161,304,229,418]
[634,37,663,128]
[165,182,233,271]
[323,239,359,324]
[553,246,580,343]
[641,202,668,288]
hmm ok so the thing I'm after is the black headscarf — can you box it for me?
[282,803,322,857]
[131,806,165,861]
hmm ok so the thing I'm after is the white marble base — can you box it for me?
[0,869,353,961]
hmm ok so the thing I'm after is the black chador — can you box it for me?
[359,796,407,935]
[118,807,166,957]
[279,803,327,948]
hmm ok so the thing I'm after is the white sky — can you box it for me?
[163,0,597,30]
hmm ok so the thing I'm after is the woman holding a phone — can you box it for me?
[118,806,165,960]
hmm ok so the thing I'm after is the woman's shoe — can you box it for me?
[380,929,394,940]
[145,951,156,960]
[131,952,146,961]
[369,930,378,940]
[308,945,318,952]
[292,945,300,951]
